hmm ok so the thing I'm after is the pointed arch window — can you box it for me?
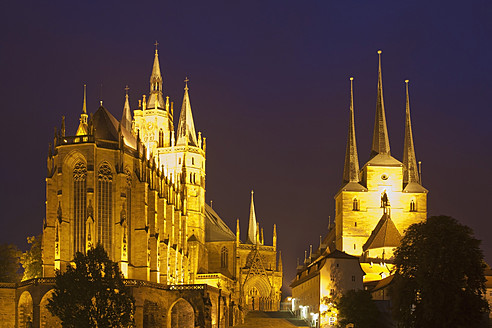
[126,169,132,261]
[73,162,87,253]
[410,199,417,212]
[97,163,113,254]
[352,198,360,211]
[221,247,228,268]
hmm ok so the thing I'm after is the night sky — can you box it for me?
[1,1,491,294]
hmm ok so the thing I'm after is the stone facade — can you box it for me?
[6,47,282,327]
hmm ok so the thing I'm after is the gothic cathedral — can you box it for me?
[9,47,283,328]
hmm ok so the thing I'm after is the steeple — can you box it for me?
[247,190,258,244]
[342,77,360,184]
[76,84,89,136]
[176,78,198,146]
[121,85,132,131]
[370,50,391,158]
[147,42,165,110]
[403,80,420,184]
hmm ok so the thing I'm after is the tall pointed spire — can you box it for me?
[176,78,198,146]
[247,190,258,244]
[370,50,391,158]
[403,80,419,184]
[121,85,132,131]
[76,84,89,136]
[342,77,360,184]
[147,42,165,110]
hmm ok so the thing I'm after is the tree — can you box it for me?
[0,243,22,283]
[390,215,489,328]
[47,244,135,328]
[21,234,43,281]
[336,289,382,328]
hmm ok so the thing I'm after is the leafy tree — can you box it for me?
[0,243,22,283]
[391,215,489,328]
[47,244,135,328]
[21,234,43,281]
[336,289,382,328]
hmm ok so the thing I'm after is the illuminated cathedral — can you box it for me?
[4,47,282,328]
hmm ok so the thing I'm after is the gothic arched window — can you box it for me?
[410,199,416,212]
[73,162,87,253]
[97,163,113,254]
[221,247,228,268]
[352,198,360,211]
[126,169,132,261]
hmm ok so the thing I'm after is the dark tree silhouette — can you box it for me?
[336,289,382,328]
[0,243,22,283]
[391,215,489,328]
[47,244,135,328]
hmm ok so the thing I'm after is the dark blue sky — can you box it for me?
[1,1,491,292]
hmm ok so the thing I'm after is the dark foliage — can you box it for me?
[47,244,135,328]
[391,215,489,328]
[0,243,22,283]
[336,289,382,328]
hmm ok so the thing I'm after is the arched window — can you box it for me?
[126,170,132,261]
[410,199,416,212]
[97,163,113,254]
[73,162,87,253]
[352,198,360,211]
[221,247,228,268]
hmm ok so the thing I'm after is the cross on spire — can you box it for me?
[124,85,129,95]
[184,77,189,90]
[154,40,159,54]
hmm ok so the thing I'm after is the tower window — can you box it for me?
[221,247,228,268]
[178,158,181,165]
[354,222,357,227]
[192,157,195,165]
[354,244,356,250]
[352,198,360,211]
[410,199,417,212]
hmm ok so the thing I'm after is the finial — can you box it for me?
[405,79,409,83]
[378,49,382,54]
[154,40,159,54]
[184,77,189,91]
[350,77,354,81]
[100,100,103,106]
[125,85,130,95]
[251,190,254,195]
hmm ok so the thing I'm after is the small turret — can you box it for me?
[176,78,198,147]
[121,85,132,131]
[273,224,277,249]
[247,190,258,244]
[236,219,240,245]
[76,84,89,136]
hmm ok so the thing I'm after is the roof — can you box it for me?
[325,249,360,260]
[366,153,402,167]
[92,106,137,149]
[403,181,428,193]
[363,212,401,252]
[204,204,236,242]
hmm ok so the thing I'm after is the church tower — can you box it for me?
[334,51,427,257]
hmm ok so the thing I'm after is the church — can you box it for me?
[291,51,428,327]
[2,46,282,328]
